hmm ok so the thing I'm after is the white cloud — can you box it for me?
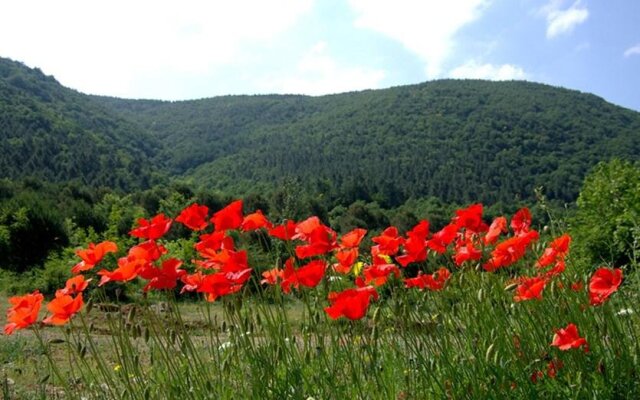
[260,41,386,95]
[541,0,589,39]
[449,60,527,80]
[624,44,640,57]
[0,0,313,97]
[348,0,489,78]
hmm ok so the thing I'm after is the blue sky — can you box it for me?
[1,0,638,110]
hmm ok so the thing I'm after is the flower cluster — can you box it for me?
[3,199,625,366]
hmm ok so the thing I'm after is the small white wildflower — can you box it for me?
[617,308,634,316]
[218,341,233,351]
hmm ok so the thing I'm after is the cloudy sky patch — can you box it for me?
[0,0,638,110]
[542,0,589,39]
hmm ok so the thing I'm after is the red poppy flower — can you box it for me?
[589,267,623,306]
[453,203,488,233]
[241,210,272,231]
[123,241,167,267]
[182,268,252,302]
[281,259,326,293]
[194,249,249,272]
[551,323,587,351]
[426,223,459,254]
[195,231,235,258]
[98,253,149,286]
[395,237,427,266]
[551,233,571,254]
[537,234,571,268]
[293,216,322,241]
[453,237,482,266]
[59,275,91,296]
[180,272,205,294]
[204,269,252,301]
[139,258,187,292]
[408,220,430,241]
[43,292,84,326]
[483,230,539,271]
[514,276,547,302]
[294,225,337,259]
[371,227,404,256]
[511,208,532,236]
[130,214,173,240]
[175,203,209,231]
[396,221,429,266]
[325,286,378,320]
[75,240,118,265]
[370,245,390,265]
[268,220,297,241]
[72,241,118,274]
[217,250,250,273]
[484,217,507,245]
[544,259,566,278]
[4,291,44,335]
[334,248,359,274]
[340,228,367,249]
[260,268,283,285]
[363,263,400,286]
[404,267,451,291]
[211,200,244,232]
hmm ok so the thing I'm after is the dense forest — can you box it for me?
[0,59,162,189]
[95,80,640,207]
[1,56,639,281]
[2,56,639,208]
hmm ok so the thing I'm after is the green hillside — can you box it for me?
[2,56,640,207]
[95,81,640,207]
[0,57,163,190]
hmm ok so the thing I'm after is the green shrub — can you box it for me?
[571,159,640,269]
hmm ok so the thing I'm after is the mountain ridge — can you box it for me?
[0,57,163,189]
[1,56,639,207]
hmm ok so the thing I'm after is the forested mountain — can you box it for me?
[95,81,640,207]
[0,58,162,190]
[2,56,640,207]
[2,56,640,276]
